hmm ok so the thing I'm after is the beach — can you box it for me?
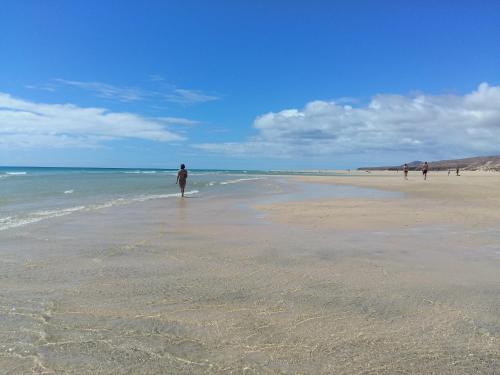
[0,172,499,374]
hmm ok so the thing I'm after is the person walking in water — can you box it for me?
[176,164,188,197]
[403,163,409,180]
[422,162,429,180]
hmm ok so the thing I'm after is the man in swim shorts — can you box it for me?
[422,162,429,180]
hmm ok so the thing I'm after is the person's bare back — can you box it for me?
[176,164,188,197]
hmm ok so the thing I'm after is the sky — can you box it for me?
[1,0,499,169]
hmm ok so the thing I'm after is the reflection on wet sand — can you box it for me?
[175,197,187,225]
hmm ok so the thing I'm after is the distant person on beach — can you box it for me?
[422,162,429,180]
[176,164,188,197]
[456,167,460,176]
[403,163,409,180]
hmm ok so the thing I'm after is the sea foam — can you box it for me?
[219,177,264,185]
[0,190,199,231]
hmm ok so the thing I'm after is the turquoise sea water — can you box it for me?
[0,166,348,231]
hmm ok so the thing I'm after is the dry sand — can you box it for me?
[0,176,498,374]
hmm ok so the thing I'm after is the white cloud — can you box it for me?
[0,93,187,148]
[52,78,220,105]
[196,83,500,160]
[157,117,201,126]
[54,79,146,102]
[148,74,165,82]
[164,89,220,105]
[25,84,57,92]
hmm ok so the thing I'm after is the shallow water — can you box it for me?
[0,178,498,374]
[0,167,270,231]
[0,167,391,232]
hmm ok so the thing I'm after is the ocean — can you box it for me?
[0,166,351,232]
[0,167,269,231]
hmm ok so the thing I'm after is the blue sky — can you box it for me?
[1,1,499,169]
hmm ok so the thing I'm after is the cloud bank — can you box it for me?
[0,93,189,148]
[196,83,500,161]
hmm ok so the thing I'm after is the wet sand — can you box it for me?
[259,171,500,230]
[1,176,499,374]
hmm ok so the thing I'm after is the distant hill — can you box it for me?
[358,155,500,171]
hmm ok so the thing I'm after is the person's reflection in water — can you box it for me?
[176,196,187,225]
